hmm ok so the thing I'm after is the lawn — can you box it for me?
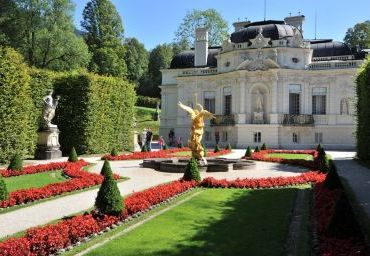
[267,153,313,161]
[135,106,160,136]
[85,188,298,256]
[4,171,66,192]
[171,151,192,157]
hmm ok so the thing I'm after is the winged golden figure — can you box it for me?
[178,101,215,160]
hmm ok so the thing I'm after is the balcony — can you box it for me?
[282,114,314,126]
[210,115,235,126]
[307,60,362,70]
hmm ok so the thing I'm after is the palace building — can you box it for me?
[159,15,367,149]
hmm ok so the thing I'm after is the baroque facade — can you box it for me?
[160,16,367,149]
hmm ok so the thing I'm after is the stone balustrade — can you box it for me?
[308,60,362,70]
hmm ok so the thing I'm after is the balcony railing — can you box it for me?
[282,114,314,126]
[308,60,362,70]
[180,68,218,76]
[210,115,235,126]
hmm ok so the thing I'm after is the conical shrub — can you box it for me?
[95,161,123,215]
[245,146,252,158]
[68,147,78,162]
[7,153,23,171]
[254,146,260,152]
[183,157,201,182]
[0,176,9,201]
[214,144,220,153]
[225,143,232,150]
[261,143,267,150]
[110,147,118,156]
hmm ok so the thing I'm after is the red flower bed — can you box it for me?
[314,183,368,255]
[0,180,197,256]
[248,149,319,169]
[0,161,67,177]
[200,171,326,189]
[102,148,231,161]
[0,160,120,208]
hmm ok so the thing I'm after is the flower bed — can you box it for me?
[248,149,319,169]
[102,148,231,161]
[0,162,68,178]
[0,160,120,208]
[0,180,197,256]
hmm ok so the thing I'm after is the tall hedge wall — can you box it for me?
[0,47,37,162]
[356,56,370,160]
[54,72,136,154]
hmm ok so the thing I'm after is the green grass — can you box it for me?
[171,151,192,157]
[267,153,313,161]
[135,106,159,135]
[4,171,66,192]
[85,188,298,256]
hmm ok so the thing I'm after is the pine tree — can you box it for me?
[68,147,78,162]
[111,147,118,156]
[95,160,123,215]
[0,176,9,201]
[245,146,252,158]
[183,157,201,182]
[261,143,267,150]
[7,153,23,171]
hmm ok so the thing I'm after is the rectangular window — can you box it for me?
[312,88,327,115]
[254,132,261,143]
[205,131,212,141]
[222,131,228,142]
[293,132,299,143]
[315,132,323,143]
[204,91,216,114]
[223,87,232,115]
[289,85,301,115]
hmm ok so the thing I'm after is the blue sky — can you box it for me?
[73,0,370,50]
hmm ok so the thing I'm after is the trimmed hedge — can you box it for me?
[68,147,78,162]
[183,157,201,182]
[356,56,370,160]
[7,154,23,171]
[54,72,136,154]
[136,95,160,108]
[0,47,36,162]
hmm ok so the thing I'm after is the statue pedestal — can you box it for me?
[35,127,62,160]
[253,112,265,124]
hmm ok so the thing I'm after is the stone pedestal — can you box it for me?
[35,127,62,160]
[253,112,265,124]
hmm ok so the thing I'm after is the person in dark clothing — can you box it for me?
[146,128,153,151]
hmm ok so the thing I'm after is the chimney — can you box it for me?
[195,27,208,67]
[284,15,305,35]
[233,21,251,32]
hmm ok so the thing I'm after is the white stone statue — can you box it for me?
[255,91,264,112]
[42,90,60,128]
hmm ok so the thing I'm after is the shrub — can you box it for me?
[261,143,267,150]
[100,160,113,177]
[356,56,370,160]
[245,146,252,158]
[0,47,36,162]
[254,146,260,152]
[7,154,23,171]
[141,144,148,152]
[317,147,330,172]
[183,157,201,182]
[316,143,322,152]
[323,166,343,190]
[214,144,220,153]
[0,176,9,201]
[136,95,160,108]
[202,143,207,157]
[95,161,123,215]
[110,147,118,156]
[68,147,78,162]
[225,143,232,150]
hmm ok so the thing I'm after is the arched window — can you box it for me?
[340,98,349,115]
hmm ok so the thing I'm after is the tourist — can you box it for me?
[168,128,175,146]
[146,128,153,151]
[158,136,165,150]
[137,133,143,149]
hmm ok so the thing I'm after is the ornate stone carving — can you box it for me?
[237,50,280,71]
[290,28,304,48]
[42,90,60,128]
[249,27,270,49]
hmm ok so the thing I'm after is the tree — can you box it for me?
[175,9,228,47]
[123,38,148,83]
[0,0,90,71]
[81,0,127,77]
[95,160,123,215]
[245,146,252,158]
[0,176,9,201]
[344,21,370,49]
[68,147,78,162]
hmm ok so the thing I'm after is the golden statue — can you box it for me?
[178,99,214,161]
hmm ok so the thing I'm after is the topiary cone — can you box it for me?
[68,147,78,162]
[225,143,232,150]
[111,147,118,156]
[254,146,260,152]
[183,157,201,182]
[261,143,267,150]
[245,146,252,158]
[7,153,23,171]
[95,161,123,215]
[214,144,220,153]
[0,176,9,201]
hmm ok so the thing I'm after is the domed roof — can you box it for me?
[230,20,298,44]
[310,40,352,57]
[170,48,219,69]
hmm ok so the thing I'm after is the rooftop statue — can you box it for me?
[42,90,60,128]
[178,98,214,162]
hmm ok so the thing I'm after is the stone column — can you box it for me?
[237,78,246,124]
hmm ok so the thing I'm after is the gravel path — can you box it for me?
[0,149,308,239]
